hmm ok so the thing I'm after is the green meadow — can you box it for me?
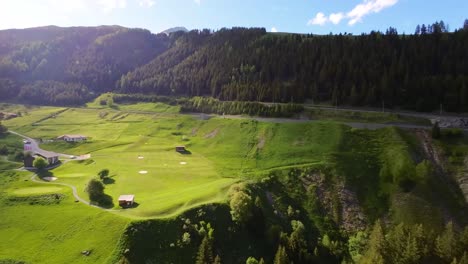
[3,105,349,218]
[1,103,460,263]
[0,171,129,264]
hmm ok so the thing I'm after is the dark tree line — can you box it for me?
[17,81,92,106]
[1,22,468,112]
[120,23,468,112]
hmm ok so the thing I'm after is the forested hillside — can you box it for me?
[0,26,171,103]
[1,22,468,112]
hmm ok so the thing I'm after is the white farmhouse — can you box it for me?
[57,134,87,142]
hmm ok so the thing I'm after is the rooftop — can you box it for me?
[58,134,87,138]
[118,195,135,201]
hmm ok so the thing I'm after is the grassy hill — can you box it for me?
[0,103,467,263]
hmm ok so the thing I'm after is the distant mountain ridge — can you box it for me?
[160,27,189,35]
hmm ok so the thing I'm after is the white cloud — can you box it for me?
[138,0,155,7]
[98,0,127,13]
[329,12,344,25]
[194,0,201,5]
[308,12,328,26]
[271,27,278,33]
[347,0,398,25]
[307,0,398,26]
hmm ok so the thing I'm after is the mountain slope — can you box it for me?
[0,25,468,112]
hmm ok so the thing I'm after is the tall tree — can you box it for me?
[362,220,385,264]
[436,222,460,263]
[274,245,290,264]
[195,236,214,264]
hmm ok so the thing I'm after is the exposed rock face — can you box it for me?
[431,117,468,129]
[301,173,367,233]
[459,157,468,203]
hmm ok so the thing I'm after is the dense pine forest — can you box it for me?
[0,21,468,112]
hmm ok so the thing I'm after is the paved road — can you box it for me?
[8,130,88,160]
[217,114,434,131]
[29,173,116,211]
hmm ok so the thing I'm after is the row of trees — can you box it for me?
[361,220,468,264]
[17,80,93,106]
[180,97,304,117]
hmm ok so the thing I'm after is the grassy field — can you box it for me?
[0,171,130,264]
[1,102,460,263]
[305,107,431,125]
[3,106,349,218]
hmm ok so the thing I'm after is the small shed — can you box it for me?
[118,195,135,207]
[36,152,59,165]
[24,154,35,168]
[57,135,87,142]
[175,146,186,152]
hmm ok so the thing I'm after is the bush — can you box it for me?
[0,123,7,134]
[432,122,441,139]
[443,128,464,138]
[85,179,105,203]
[33,157,48,170]
[0,145,8,155]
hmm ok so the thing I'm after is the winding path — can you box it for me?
[29,173,116,211]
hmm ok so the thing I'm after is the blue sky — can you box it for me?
[1,0,467,34]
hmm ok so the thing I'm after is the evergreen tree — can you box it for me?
[436,222,460,263]
[196,236,214,264]
[432,122,441,139]
[213,255,222,264]
[274,245,290,264]
[415,25,421,35]
[362,220,385,264]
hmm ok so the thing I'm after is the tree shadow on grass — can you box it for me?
[121,202,140,209]
[103,177,115,185]
[36,170,54,179]
[90,194,114,209]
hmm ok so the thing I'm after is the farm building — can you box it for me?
[23,154,35,168]
[24,152,59,168]
[57,135,87,142]
[36,152,59,165]
[118,195,135,207]
[175,146,186,152]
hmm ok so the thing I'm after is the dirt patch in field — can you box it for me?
[180,162,187,165]
[292,138,305,146]
[204,128,220,139]
[139,171,148,174]
[257,136,266,149]
[138,156,144,159]
[43,177,58,181]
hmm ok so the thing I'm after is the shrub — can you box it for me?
[33,157,48,170]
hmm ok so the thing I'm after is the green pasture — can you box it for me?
[0,171,129,264]
[3,106,349,218]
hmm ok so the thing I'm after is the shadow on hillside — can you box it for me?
[177,150,192,155]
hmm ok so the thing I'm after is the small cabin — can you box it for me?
[118,195,135,207]
[175,146,186,152]
[36,152,59,165]
[57,135,87,142]
[24,154,35,168]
